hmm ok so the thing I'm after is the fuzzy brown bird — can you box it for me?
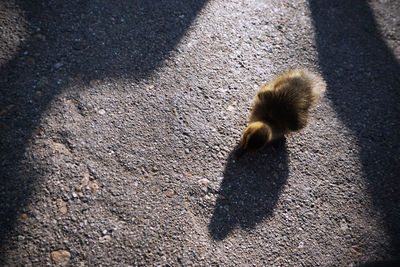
[237,68,326,156]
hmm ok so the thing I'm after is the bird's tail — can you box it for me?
[303,69,326,105]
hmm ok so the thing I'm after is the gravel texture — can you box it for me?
[0,0,399,266]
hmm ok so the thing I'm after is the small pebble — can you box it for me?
[164,189,175,198]
[198,178,210,185]
[51,250,71,264]
[54,62,63,69]
[89,180,99,191]
[56,199,68,214]
[340,220,348,231]
[99,235,112,243]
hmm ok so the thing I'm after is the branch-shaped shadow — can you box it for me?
[310,0,400,255]
[209,139,288,240]
[0,0,207,258]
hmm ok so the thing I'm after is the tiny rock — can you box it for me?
[89,180,99,191]
[98,109,106,115]
[51,142,70,154]
[56,199,68,214]
[340,220,348,231]
[51,250,71,265]
[351,245,363,256]
[217,194,226,200]
[89,79,101,87]
[60,206,67,215]
[54,62,63,69]
[164,189,175,198]
[198,178,210,185]
[99,235,112,243]
[33,128,42,136]
[200,186,208,193]
[77,171,90,191]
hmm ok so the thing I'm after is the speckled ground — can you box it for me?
[1,0,399,266]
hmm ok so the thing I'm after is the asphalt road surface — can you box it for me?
[1,0,399,266]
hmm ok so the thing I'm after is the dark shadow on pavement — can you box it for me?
[358,259,400,267]
[310,0,400,255]
[209,139,288,240]
[0,0,207,260]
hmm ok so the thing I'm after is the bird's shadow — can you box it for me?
[209,139,288,240]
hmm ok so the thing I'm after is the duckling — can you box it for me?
[237,68,326,155]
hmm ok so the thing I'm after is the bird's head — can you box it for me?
[240,121,272,152]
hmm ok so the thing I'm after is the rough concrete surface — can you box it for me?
[0,0,399,266]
